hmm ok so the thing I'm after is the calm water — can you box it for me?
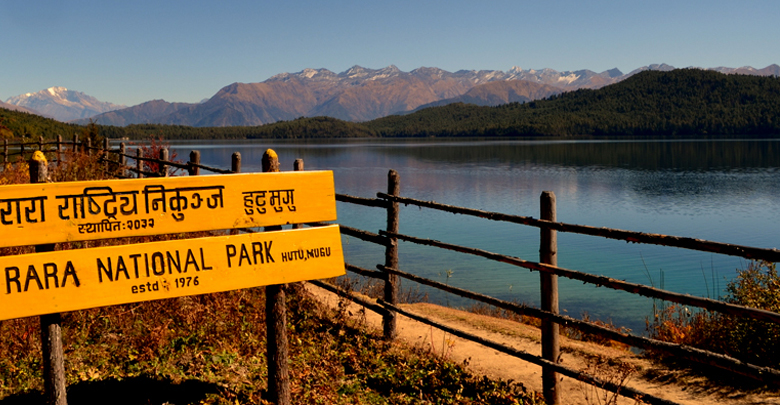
[165,138,780,333]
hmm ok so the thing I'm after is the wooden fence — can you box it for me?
[328,171,780,405]
[4,138,780,405]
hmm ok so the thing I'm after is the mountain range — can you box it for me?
[5,86,125,122]
[5,64,779,127]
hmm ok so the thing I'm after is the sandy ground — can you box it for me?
[304,282,780,405]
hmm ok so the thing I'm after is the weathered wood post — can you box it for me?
[85,138,91,156]
[540,191,560,405]
[119,143,127,177]
[292,159,304,231]
[72,134,78,153]
[263,149,290,405]
[20,141,25,161]
[288,159,305,295]
[103,138,110,174]
[188,150,201,176]
[136,148,144,179]
[39,136,44,152]
[57,135,62,166]
[232,152,241,173]
[229,152,242,236]
[158,148,168,177]
[30,152,68,405]
[383,170,401,340]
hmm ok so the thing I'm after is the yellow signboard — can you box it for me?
[0,172,336,247]
[0,225,344,320]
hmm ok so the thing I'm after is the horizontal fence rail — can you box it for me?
[336,193,391,208]
[377,193,780,263]
[378,230,780,325]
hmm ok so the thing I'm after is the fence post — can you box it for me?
[540,191,560,405]
[3,139,7,165]
[103,138,110,174]
[39,136,44,152]
[30,152,68,405]
[57,135,62,166]
[119,143,127,177]
[136,148,144,179]
[383,169,401,340]
[228,152,242,236]
[263,149,291,405]
[72,134,78,153]
[231,152,241,173]
[188,150,200,176]
[85,138,91,156]
[292,159,304,231]
[20,141,25,161]
[159,148,168,177]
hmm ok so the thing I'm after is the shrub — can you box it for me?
[715,261,780,367]
[647,260,780,369]
[129,134,181,176]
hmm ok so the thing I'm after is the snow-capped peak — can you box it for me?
[47,86,68,97]
[301,68,319,78]
[4,86,125,122]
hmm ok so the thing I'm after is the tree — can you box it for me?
[0,117,12,139]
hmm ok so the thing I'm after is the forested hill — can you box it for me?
[365,69,780,137]
[2,69,780,140]
[0,108,84,140]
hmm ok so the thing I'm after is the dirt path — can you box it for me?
[304,282,779,405]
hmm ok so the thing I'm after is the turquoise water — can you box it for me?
[167,138,780,333]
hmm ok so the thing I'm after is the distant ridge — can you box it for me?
[148,65,626,127]
[0,100,40,115]
[6,64,779,127]
[409,80,564,112]
[71,99,197,126]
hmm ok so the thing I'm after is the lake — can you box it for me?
[164,138,780,334]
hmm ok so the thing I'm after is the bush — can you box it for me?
[647,260,780,369]
[715,261,780,367]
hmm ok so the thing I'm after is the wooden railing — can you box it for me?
[324,170,780,405]
[4,139,779,405]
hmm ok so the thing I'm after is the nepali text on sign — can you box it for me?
[0,172,336,247]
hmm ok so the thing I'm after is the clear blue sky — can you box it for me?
[2,0,778,106]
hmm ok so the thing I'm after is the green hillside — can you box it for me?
[365,69,780,137]
[0,109,84,140]
[97,116,376,140]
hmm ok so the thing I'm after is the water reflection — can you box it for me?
[164,138,780,332]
